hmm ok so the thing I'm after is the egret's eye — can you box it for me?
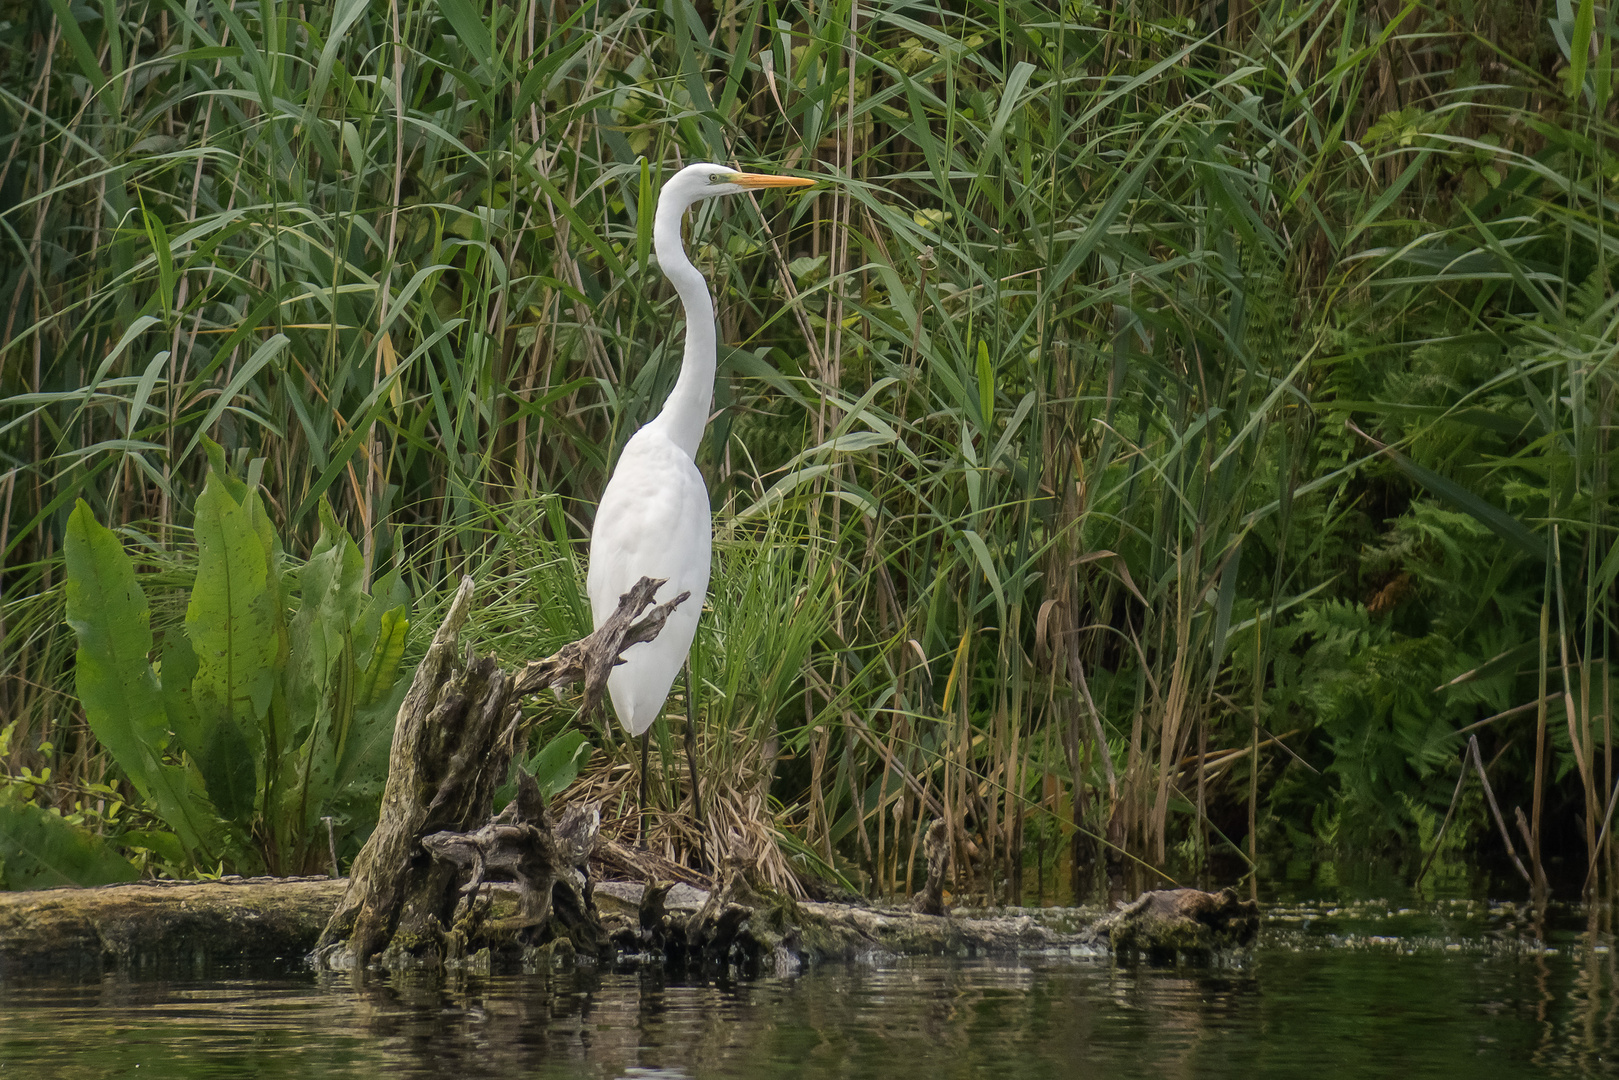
[708,172,739,186]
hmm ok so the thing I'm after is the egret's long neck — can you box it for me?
[649,195,716,459]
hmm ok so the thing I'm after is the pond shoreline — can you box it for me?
[0,876,1257,976]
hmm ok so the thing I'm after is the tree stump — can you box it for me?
[311,574,686,970]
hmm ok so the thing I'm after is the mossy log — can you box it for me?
[0,877,344,975]
[0,872,1259,975]
[1081,887,1259,956]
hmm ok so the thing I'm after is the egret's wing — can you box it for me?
[585,432,712,735]
[587,440,710,621]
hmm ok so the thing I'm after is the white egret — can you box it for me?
[586,162,814,842]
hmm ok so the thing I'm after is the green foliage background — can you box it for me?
[2,0,1616,894]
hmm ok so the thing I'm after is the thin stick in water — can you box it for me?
[1469,734,1534,888]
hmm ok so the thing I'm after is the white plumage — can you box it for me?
[586,163,813,743]
[586,426,711,735]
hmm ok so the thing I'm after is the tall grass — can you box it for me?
[3,0,1617,898]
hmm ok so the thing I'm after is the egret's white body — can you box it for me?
[587,427,711,735]
[587,163,813,740]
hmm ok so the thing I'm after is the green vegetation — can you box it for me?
[1,0,1615,898]
[60,445,408,875]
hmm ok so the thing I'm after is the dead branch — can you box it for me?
[512,576,690,714]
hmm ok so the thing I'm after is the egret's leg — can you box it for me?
[685,660,706,869]
[637,730,650,847]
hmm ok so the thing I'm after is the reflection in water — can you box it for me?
[3,902,1619,1079]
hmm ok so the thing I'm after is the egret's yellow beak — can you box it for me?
[727,172,817,189]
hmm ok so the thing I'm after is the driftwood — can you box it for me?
[510,576,689,707]
[0,877,344,975]
[421,771,605,971]
[1081,887,1259,955]
[0,872,1260,974]
[311,574,686,970]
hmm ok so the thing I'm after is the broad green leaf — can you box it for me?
[0,798,139,889]
[159,631,201,759]
[779,430,896,472]
[178,333,289,465]
[119,828,188,866]
[961,529,1007,622]
[281,499,366,839]
[1595,535,1619,597]
[200,435,248,504]
[356,605,409,710]
[523,732,593,800]
[125,351,169,443]
[305,498,366,685]
[140,208,176,318]
[63,501,216,858]
[354,566,410,665]
[438,0,496,78]
[976,339,995,431]
[42,0,105,90]
[1210,539,1243,675]
[332,672,411,833]
[1344,146,1433,246]
[734,464,836,520]
[1572,0,1595,102]
[186,470,281,822]
[306,0,370,118]
[636,157,654,274]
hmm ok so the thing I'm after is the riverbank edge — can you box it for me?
[0,876,1256,975]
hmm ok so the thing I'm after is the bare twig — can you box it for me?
[1415,752,1469,888]
[1469,734,1534,888]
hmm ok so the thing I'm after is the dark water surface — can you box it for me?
[3,898,1617,1078]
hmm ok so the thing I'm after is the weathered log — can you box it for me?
[1081,887,1259,955]
[602,878,1091,974]
[0,874,1259,974]
[311,574,686,970]
[0,877,344,975]
[1,579,1261,974]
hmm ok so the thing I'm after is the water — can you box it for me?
[3,898,1617,1078]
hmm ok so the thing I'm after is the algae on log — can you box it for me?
[604,881,1095,974]
[312,574,687,970]
[0,877,344,975]
[0,875,1256,975]
[1082,888,1259,956]
[600,881,1258,974]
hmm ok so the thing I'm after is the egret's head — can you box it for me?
[665,162,816,208]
